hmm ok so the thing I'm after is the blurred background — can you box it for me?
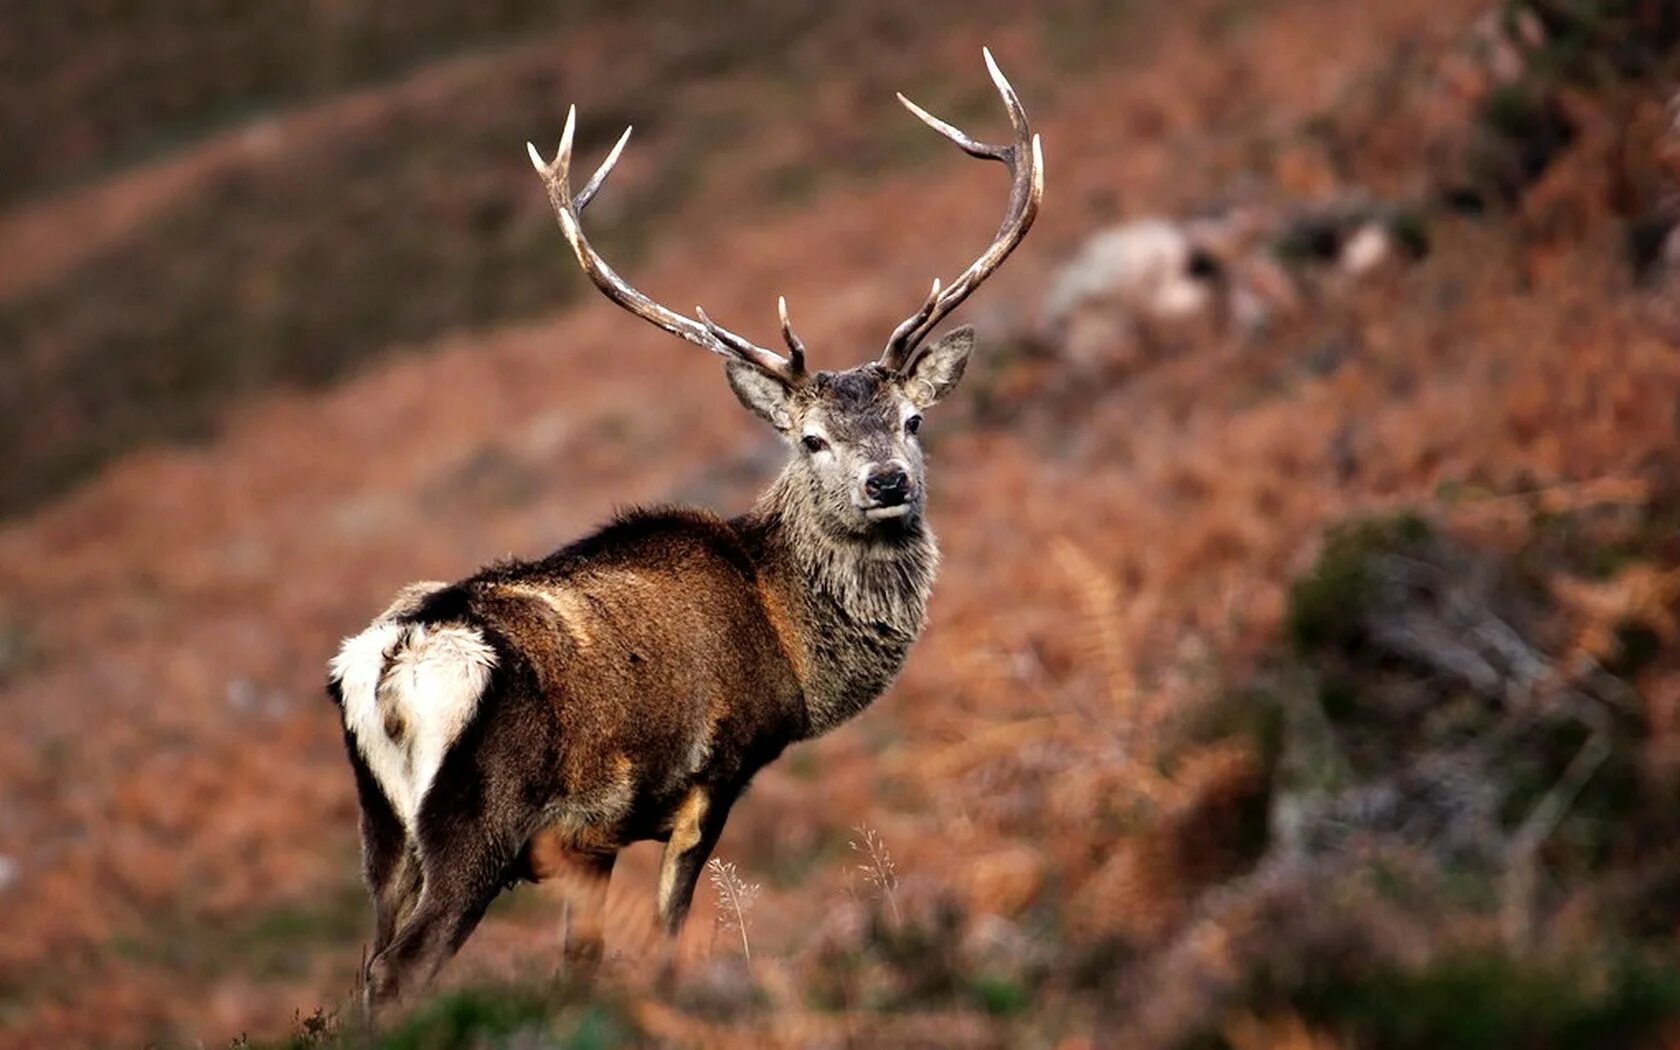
[1,1,1678,1046]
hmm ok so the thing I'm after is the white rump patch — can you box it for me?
[330,604,496,833]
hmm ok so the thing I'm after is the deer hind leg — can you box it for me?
[364,808,520,1009]
[346,738,421,961]
[364,732,538,1011]
[371,848,422,957]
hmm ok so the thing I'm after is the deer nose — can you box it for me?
[865,464,912,506]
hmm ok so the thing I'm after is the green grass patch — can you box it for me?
[242,981,639,1050]
[968,972,1032,1017]
[1285,950,1680,1050]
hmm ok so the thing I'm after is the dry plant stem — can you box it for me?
[1501,730,1612,948]
[850,825,902,926]
[706,858,760,964]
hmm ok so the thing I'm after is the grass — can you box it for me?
[112,878,369,983]
[1,1,622,206]
[1278,950,1680,1050]
[240,982,639,1050]
[0,79,654,516]
[0,0,1129,519]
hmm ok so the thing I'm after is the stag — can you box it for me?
[329,49,1042,1008]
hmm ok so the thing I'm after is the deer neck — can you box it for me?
[743,465,939,738]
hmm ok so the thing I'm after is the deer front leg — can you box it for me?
[656,787,728,938]
[526,831,616,973]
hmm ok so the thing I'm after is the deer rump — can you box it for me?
[328,509,803,869]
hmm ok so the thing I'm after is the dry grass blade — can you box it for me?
[849,824,902,926]
[706,857,762,964]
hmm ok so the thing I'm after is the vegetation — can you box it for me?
[2,0,1678,1046]
[237,982,638,1050]
[1252,950,1680,1050]
[0,0,1114,518]
[2,1,604,204]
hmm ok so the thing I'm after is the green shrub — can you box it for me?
[1285,513,1431,655]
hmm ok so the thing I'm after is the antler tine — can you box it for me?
[894,95,1006,161]
[528,108,798,382]
[694,307,792,376]
[880,48,1044,371]
[575,125,632,211]
[777,296,807,376]
[882,278,942,363]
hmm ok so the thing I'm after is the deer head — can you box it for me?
[528,48,1043,536]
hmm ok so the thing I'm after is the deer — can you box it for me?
[328,48,1042,1010]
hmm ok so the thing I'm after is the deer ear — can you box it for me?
[725,361,795,431]
[901,326,973,408]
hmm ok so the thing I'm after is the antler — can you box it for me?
[880,48,1044,372]
[528,107,805,383]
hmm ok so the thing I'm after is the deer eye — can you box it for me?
[801,434,829,454]
[905,415,923,437]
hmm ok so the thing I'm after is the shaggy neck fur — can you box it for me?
[742,460,939,738]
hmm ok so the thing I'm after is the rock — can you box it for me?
[1044,219,1215,333]
[1339,222,1393,277]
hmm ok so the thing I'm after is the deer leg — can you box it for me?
[655,787,728,938]
[370,849,423,959]
[348,744,419,961]
[365,818,517,1009]
[525,831,616,973]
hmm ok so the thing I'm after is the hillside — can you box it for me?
[0,2,1677,1047]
